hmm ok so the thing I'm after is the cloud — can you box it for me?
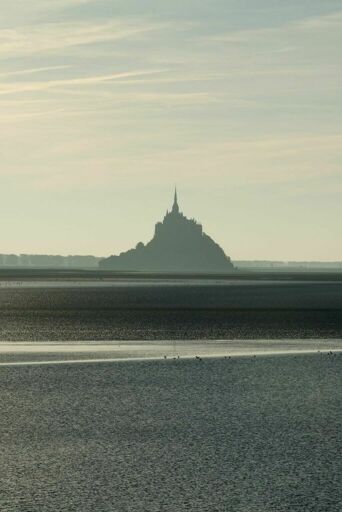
[298,10,342,30]
[2,131,341,188]
[213,10,342,44]
[204,10,342,80]
[0,69,170,96]
[0,20,163,58]
[0,66,71,79]
[0,91,216,124]
[0,0,97,25]
[127,134,342,187]
[185,9,341,107]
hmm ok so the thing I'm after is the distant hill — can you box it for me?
[100,190,234,272]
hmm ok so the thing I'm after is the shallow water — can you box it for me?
[1,281,341,509]
[1,354,341,511]
[1,284,342,341]
[1,339,342,365]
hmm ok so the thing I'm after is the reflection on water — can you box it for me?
[1,354,341,511]
[1,284,342,342]
[1,339,342,365]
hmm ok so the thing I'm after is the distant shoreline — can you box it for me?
[1,254,342,272]
[0,267,342,282]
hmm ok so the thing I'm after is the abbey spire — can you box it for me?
[172,187,179,214]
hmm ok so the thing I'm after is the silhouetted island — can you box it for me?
[99,190,234,272]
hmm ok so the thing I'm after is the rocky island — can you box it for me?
[100,190,234,272]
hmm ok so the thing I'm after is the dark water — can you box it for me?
[1,354,341,511]
[0,284,342,340]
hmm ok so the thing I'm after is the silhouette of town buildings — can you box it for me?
[100,189,234,272]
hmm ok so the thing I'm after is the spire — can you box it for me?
[172,186,179,214]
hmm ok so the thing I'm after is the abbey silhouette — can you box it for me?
[99,189,234,272]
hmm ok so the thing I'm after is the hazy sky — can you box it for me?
[1,0,341,260]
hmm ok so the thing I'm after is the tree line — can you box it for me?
[0,254,101,268]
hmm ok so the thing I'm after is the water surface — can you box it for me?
[1,284,342,341]
[1,354,341,511]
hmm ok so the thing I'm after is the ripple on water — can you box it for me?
[0,354,341,511]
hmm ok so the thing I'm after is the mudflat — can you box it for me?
[0,279,341,340]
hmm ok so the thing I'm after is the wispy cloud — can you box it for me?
[0,0,97,25]
[0,20,164,58]
[0,109,67,122]
[0,65,71,79]
[0,69,170,96]
[213,10,342,43]
[131,134,342,186]
[0,92,216,124]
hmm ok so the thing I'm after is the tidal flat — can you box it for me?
[0,280,342,341]
[1,276,341,510]
[1,354,341,511]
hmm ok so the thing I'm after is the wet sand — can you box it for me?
[1,283,342,341]
[1,339,342,365]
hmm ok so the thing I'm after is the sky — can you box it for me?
[1,0,341,261]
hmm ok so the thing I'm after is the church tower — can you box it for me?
[171,187,180,214]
